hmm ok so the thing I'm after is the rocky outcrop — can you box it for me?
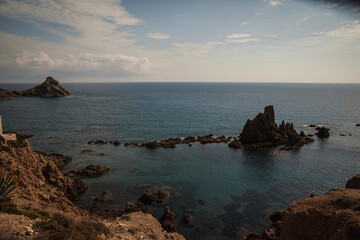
[160,207,177,233]
[345,174,360,189]
[355,124,360,127]
[244,174,360,240]
[240,105,314,150]
[35,151,72,169]
[316,127,330,138]
[139,187,170,205]
[0,138,86,214]
[124,202,147,214]
[125,134,232,149]
[228,140,242,149]
[0,76,70,100]
[87,140,121,146]
[65,164,109,178]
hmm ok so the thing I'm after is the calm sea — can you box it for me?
[1,82,360,239]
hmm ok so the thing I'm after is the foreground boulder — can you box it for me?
[65,164,109,178]
[0,76,70,100]
[244,174,360,240]
[240,105,314,150]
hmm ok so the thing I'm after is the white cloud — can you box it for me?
[326,21,360,42]
[241,22,251,25]
[0,0,141,51]
[147,32,171,39]
[11,50,152,74]
[226,38,259,43]
[226,34,252,39]
[263,0,282,7]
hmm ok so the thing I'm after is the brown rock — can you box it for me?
[345,174,360,189]
[244,179,360,240]
[240,106,314,151]
[139,188,154,205]
[356,123,360,127]
[65,164,109,178]
[160,207,177,233]
[124,202,147,214]
[183,213,194,226]
[228,140,242,149]
[316,126,330,138]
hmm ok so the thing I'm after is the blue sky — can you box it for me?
[0,0,359,83]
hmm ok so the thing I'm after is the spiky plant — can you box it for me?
[0,171,16,203]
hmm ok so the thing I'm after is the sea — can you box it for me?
[0,82,359,239]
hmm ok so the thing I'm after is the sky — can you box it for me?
[0,0,360,83]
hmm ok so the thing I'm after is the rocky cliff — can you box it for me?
[0,137,185,240]
[244,175,360,240]
[0,76,70,100]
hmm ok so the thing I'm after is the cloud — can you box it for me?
[225,33,259,43]
[0,0,141,51]
[147,32,171,39]
[264,34,278,38]
[226,38,259,43]
[263,0,282,7]
[226,34,252,39]
[241,22,251,25]
[11,50,152,74]
[326,21,360,41]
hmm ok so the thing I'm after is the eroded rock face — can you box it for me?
[65,164,109,178]
[0,139,86,214]
[240,105,314,150]
[0,76,70,100]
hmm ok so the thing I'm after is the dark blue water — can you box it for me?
[1,83,360,239]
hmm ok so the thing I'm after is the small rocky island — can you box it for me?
[0,76,70,101]
[123,105,314,151]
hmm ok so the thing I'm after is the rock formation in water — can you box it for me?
[0,76,70,100]
[244,174,360,240]
[240,105,314,150]
[65,164,109,178]
[160,207,178,233]
[316,126,330,138]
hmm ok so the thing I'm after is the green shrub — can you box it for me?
[34,213,111,240]
[0,171,16,202]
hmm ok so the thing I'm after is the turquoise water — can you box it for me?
[1,83,360,239]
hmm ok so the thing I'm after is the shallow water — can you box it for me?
[1,82,360,239]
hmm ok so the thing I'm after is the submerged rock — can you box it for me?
[183,213,195,227]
